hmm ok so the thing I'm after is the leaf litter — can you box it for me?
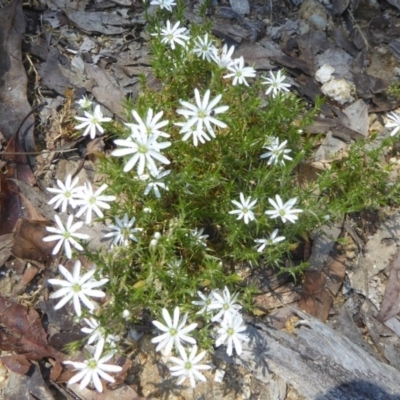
[2,0,400,398]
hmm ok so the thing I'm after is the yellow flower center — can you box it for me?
[87,359,98,369]
[169,328,177,336]
[184,361,192,370]
[72,283,81,293]
[138,144,148,154]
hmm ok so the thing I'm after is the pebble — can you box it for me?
[393,67,400,77]
[315,64,335,84]
[299,0,328,31]
[377,46,388,55]
[229,0,250,15]
[321,78,355,104]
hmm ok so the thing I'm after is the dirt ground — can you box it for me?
[2,0,400,399]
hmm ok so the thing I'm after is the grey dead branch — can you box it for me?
[232,310,400,400]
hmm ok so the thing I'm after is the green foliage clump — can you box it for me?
[83,3,400,347]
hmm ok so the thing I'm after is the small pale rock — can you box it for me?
[316,48,353,80]
[229,0,250,15]
[299,0,328,31]
[321,78,354,104]
[393,67,400,77]
[214,369,225,383]
[377,46,388,55]
[315,64,335,84]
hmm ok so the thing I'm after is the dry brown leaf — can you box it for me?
[298,254,346,322]
[11,218,54,262]
[298,269,332,322]
[1,354,31,375]
[86,137,105,162]
[376,249,400,323]
[48,358,63,382]
[0,296,64,362]
[0,233,13,267]
[5,257,26,274]
[12,266,39,296]
[0,118,38,235]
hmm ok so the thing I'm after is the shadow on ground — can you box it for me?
[316,380,400,400]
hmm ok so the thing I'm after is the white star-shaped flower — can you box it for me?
[139,168,171,198]
[63,340,122,393]
[126,108,169,138]
[260,137,293,166]
[264,195,303,223]
[229,192,257,224]
[175,121,211,146]
[150,0,176,11]
[208,287,242,323]
[151,307,197,356]
[48,260,108,316]
[104,214,141,247]
[386,112,400,136]
[223,57,256,86]
[190,228,209,247]
[192,33,216,62]
[169,345,211,388]
[155,20,190,50]
[215,313,249,356]
[262,70,291,97]
[81,318,120,347]
[43,215,89,259]
[254,229,285,252]
[112,127,171,175]
[75,105,112,139]
[192,290,216,315]
[76,95,93,110]
[74,183,116,224]
[47,174,81,212]
[177,89,229,139]
[211,44,235,69]
[166,259,182,277]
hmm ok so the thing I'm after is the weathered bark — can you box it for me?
[235,309,400,400]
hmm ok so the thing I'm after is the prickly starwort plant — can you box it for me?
[44,0,400,391]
